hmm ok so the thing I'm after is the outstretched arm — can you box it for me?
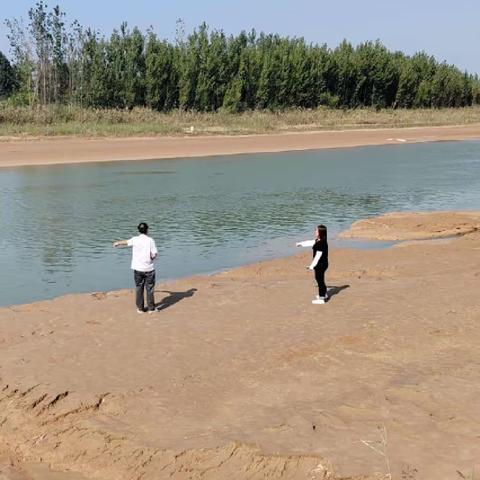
[307,251,322,270]
[296,240,315,248]
[113,240,129,248]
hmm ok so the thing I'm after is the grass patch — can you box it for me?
[1,104,480,139]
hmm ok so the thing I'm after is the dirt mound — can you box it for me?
[340,211,480,240]
[0,384,349,480]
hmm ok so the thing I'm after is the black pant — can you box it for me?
[314,266,328,297]
[134,270,155,311]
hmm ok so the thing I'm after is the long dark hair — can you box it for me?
[317,224,327,241]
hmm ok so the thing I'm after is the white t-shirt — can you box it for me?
[127,234,158,272]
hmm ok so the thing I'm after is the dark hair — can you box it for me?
[138,222,149,234]
[317,224,327,241]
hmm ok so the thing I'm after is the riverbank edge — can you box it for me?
[1,123,479,168]
[1,210,478,309]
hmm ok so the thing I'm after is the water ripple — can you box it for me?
[1,140,480,306]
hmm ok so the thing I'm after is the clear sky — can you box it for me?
[1,0,478,74]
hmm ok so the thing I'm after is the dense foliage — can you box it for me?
[3,2,480,111]
[0,51,16,97]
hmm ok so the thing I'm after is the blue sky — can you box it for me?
[1,0,479,74]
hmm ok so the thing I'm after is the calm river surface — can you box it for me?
[1,140,479,306]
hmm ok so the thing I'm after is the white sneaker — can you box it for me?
[147,309,158,314]
[312,298,325,305]
[137,309,145,314]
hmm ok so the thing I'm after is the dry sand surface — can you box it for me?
[0,441,88,480]
[341,211,480,241]
[1,124,480,168]
[1,211,479,479]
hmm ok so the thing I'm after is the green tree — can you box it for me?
[5,16,35,105]
[48,5,68,102]
[0,51,16,97]
[123,26,145,108]
[28,0,51,104]
[431,63,464,107]
[65,20,84,104]
[396,60,418,108]
[178,27,201,109]
[461,72,473,106]
[81,30,110,107]
[331,40,358,107]
[145,32,178,110]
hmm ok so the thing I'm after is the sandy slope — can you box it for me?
[0,124,479,168]
[340,211,480,241]
[0,212,479,479]
[0,440,89,480]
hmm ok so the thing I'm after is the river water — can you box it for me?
[1,140,479,306]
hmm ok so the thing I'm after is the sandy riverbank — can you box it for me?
[1,124,479,168]
[1,211,479,479]
[340,210,480,241]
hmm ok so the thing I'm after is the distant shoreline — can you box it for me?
[0,123,479,168]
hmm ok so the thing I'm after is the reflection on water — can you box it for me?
[1,141,480,306]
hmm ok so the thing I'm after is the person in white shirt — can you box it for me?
[113,222,158,314]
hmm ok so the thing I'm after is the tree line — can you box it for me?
[1,1,479,111]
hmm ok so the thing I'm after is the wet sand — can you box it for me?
[0,212,479,479]
[1,124,480,168]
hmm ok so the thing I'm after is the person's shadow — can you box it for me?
[155,288,197,312]
[326,285,350,301]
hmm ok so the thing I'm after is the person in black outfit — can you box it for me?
[296,224,329,304]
